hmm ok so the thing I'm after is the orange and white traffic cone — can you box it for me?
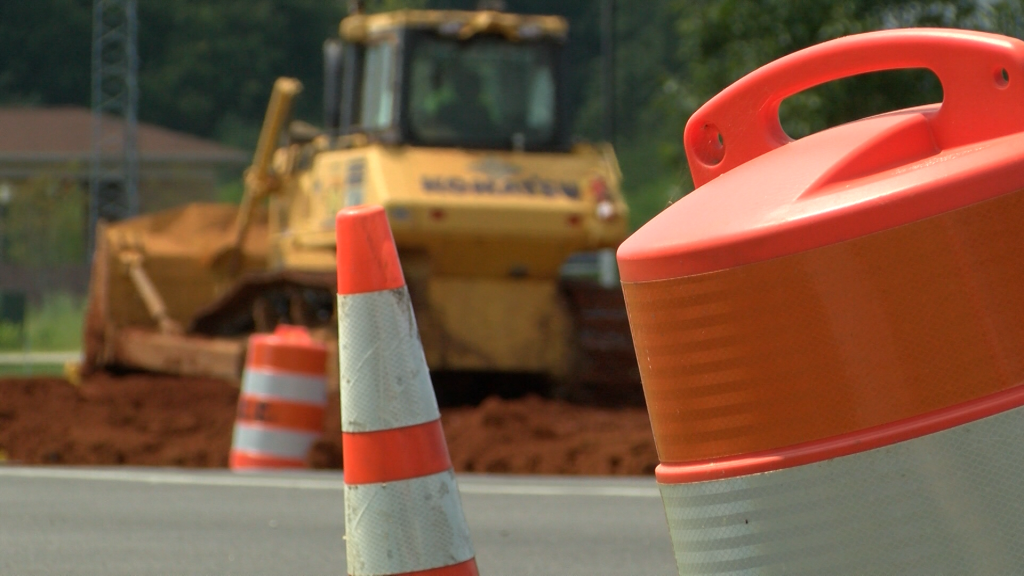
[335,205,478,576]
[229,325,328,471]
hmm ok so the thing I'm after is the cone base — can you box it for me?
[390,558,479,576]
[229,451,306,471]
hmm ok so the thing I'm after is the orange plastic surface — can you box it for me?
[656,383,1024,484]
[235,395,325,434]
[247,325,328,377]
[618,29,1024,282]
[342,419,453,485]
[335,205,406,295]
[624,187,1024,463]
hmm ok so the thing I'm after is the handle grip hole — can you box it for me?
[778,69,942,140]
[694,123,725,167]
[996,67,1010,88]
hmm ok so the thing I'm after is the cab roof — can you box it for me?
[339,10,568,43]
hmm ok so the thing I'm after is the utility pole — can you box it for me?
[89,0,139,254]
[598,0,619,289]
[601,0,616,145]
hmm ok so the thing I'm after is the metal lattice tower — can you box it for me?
[89,0,139,250]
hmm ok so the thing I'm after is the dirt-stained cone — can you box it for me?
[336,204,478,576]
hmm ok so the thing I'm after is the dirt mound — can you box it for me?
[443,396,658,475]
[0,373,659,476]
[0,373,237,466]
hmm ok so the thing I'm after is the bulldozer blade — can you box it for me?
[112,327,246,382]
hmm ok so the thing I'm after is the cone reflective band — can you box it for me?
[230,325,327,471]
[336,205,478,576]
[617,29,1024,574]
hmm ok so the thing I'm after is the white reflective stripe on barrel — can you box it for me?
[231,425,320,460]
[240,369,327,405]
[336,287,440,433]
[344,469,474,575]
[659,403,1024,575]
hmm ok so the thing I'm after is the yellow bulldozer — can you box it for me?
[81,6,639,402]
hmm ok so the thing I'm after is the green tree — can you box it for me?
[9,0,1024,231]
[4,172,87,267]
[136,0,348,147]
[364,0,428,11]
[651,0,1023,203]
[0,0,92,105]
[560,1,687,229]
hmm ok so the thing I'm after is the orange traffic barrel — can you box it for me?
[618,28,1024,574]
[229,325,327,471]
[335,205,478,576]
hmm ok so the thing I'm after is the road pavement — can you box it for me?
[0,467,677,575]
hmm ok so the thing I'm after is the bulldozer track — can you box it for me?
[189,270,337,337]
[560,280,643,406]
[182,272,642,405]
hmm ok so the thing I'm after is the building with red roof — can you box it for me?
[0,106,247,213]
[0,107,249,302]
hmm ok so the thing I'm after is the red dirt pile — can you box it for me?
[0,373,237,467]
[443,396,658,475]
[0,373,659,475]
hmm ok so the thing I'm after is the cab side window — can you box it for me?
[360,42,396,131]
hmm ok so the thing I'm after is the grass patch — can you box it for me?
[0,363,67,377]
[0,292,86,352]
[216,178,245,204]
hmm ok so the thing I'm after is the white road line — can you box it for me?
[0,351,80,365]
[0,467,660,498]
[460,483,659,498]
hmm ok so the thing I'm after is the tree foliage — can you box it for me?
[2,172,87,267]
[2,0,1024,228]
[654,0,1024,194]
[0,0,92,105]
[135,0,348,147]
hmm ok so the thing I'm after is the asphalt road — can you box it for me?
[0,467,677,575]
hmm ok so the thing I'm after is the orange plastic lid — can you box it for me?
[618,29,1024,283]
[247,325,328,377]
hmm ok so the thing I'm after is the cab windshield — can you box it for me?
[407,35,558,149]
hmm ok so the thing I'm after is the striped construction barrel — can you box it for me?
[229,325,327,471]
[618,29,1024,574]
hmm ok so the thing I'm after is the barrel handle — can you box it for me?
[684,28,1024,188]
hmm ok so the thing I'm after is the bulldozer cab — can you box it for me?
[325,10,570,152]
